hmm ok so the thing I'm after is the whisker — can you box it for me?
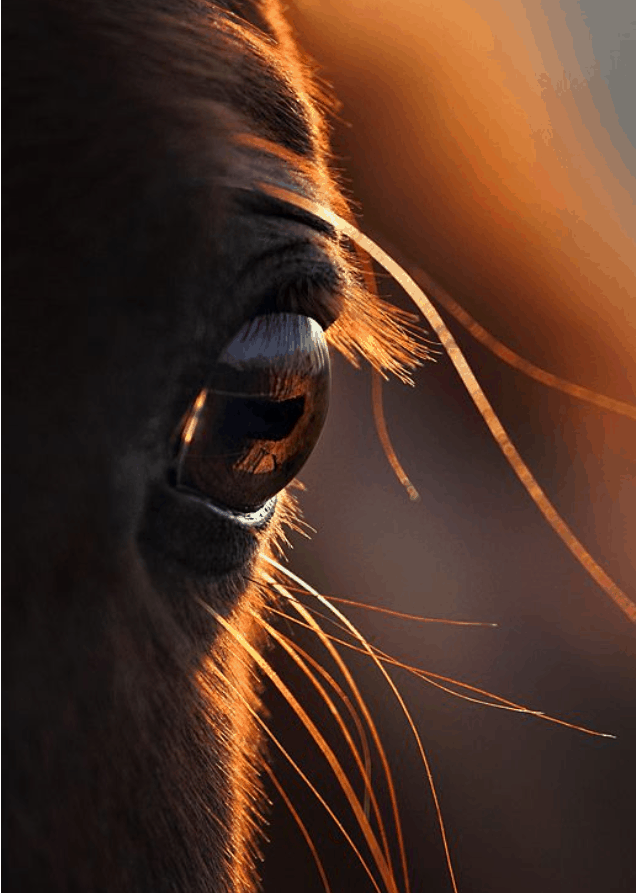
[268,622,375,818]
[372,371,420,501]
[266,598,356,643]
[268,596,614,739]
[281,584,498,627]
[196,596,401,893]
[409,265,636,421]
[264,579,412,893]
[353,236,425,499]
[270,604,511,715]
[264,558,459,893]
[220,660,385,893]
[365,644,615,737]
[251,613,392,866]
[261,762,333,893]
[259,602,375,802]
[256,183,636,626]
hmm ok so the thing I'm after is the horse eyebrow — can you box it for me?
[234,188,338,239]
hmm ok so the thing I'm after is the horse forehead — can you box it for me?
[212,11,318,158]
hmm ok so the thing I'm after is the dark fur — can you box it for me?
[4,2,355,890]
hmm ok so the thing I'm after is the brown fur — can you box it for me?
[4,2,420,891]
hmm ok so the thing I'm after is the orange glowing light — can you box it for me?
[293,0,636,356]
[182,389,207,445]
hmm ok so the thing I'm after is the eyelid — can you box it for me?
[265,283,345,331]
[232,187,345,329]
[233,187,338,240]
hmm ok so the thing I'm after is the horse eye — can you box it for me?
[173,313,331,513]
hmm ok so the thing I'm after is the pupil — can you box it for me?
[219,395,305,443]
[174,314,330,513]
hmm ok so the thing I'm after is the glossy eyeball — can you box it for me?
[174,313,331,513]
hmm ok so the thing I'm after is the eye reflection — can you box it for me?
[174,313,331,513]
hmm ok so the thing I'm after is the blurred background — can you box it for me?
[261,2,636,891]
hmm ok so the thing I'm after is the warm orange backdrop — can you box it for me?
[262,4,635,893]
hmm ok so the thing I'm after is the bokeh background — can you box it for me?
[261,2,636,891]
